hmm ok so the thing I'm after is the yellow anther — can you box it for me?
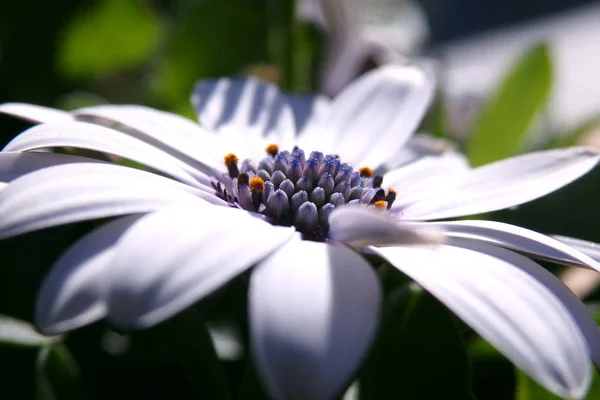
[373,200,387,211]
[224,153,239,166]
[265,144,279,157]
[359,166,373,178]
[388,188,397,195]
[250,177,265,193]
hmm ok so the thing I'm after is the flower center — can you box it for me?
[222,144,396,241]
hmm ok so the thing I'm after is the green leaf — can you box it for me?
[466,43,553,166]
[359,284,475,399]
[57,0,160,79]
[150,0,268,111]
[516,368,600,400]
[35,343,87,400]
[0,314,62,348]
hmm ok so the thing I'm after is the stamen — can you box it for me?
[291,190,309,213]
[329,192,345,207]
[385,189,396,210]
[295,202,318,233]
[249,176,264,193]
[258,157,274,175]
[273,153,288,172]
[224,153,240,178]
[279,179,295,199]
[292,148,306,163]
[373,200,387,211]
[296,176,313,193]
[270,170,286,189]
[250,176,265,209]
[257,169,271,182]
[349,186,364,201]
[237,172,249,187]
[370,188,386,204]
[240,159,256,174]
[310,187,326,207]
[266,189,290,221]
[332,181,351,201]
[359,166,373,178]
[286,159,302,183]
[265,144,279,157]
[372,175,383,189]
[235,173,254,210]
[264,181,275,203]
[319,203,335,230]
[317,173,334,197]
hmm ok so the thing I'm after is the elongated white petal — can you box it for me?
[453,239,600,371]
[553,236,600,263]
[250,239,380,400]
[284,93,330,137]
[106,205,296,329]
[191,78,297,151]
[2,121,213,189]
[328,205,445,247]
[74,104,225,172]
[0,162,209,240]
[372,243,591,399]
[422,220,600,271]
[313,64,434,169]
[0,103,72,123]
[402,147,600,220]
[376,133,461,173]
[384,153,469,209]
[0,151,104,183]
[36,215,143,335]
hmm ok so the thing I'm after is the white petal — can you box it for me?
[313,64,434,169]
[376,133,462,172]
[372,242,591,399]
[0,103,73,123]
[384,152,470,209]
[424,220,600,271]
[553,235,600,263]
[36,215,143,335]
[106,205,296,329]
[2,121,216,189]
[250,239,380,400]
[328,205,445,247]
[0,151,104,183]
[401,147,600,220]
[74,104,225,172]
[0,162,209,240]
[284,93,330,137]
[191,77,297,151]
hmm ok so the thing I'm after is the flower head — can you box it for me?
[1,64,600,399]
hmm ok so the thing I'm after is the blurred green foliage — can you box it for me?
[57,0,161,79]
[466,43,553,166]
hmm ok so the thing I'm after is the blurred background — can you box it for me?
[1,0,600,399]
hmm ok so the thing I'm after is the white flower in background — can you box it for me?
[0,64,600,399]
[297,0,429,96]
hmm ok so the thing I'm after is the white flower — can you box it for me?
[0,64,599,400]
[297,0,429,96]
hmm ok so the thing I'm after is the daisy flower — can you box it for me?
[0,64,599,400]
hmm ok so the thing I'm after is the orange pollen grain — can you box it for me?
[359,166,373,177]
[373,200,387,210]
[388,188,396,195]
[224,153,239,166]
[265,144,279,156]
[249,177,265,193]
